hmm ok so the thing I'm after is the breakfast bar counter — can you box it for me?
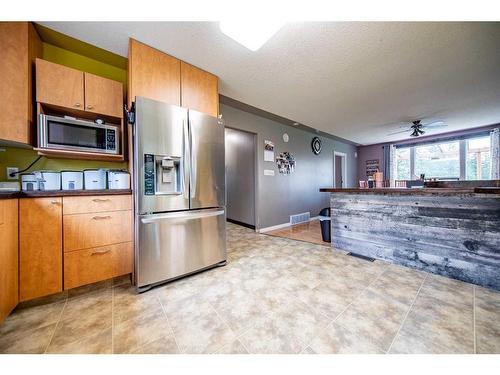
[320,187,500,290]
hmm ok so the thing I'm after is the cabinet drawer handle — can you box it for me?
[87,105,94,109]
[91,249,111,255]
[74,103,81,107]
[92,198,110,203]
[91,215,111,220]
[50,200,59,205]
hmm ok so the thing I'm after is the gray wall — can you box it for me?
[220,103,358,229]
[225,128,256,226]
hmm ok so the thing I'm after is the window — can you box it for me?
[466,136,491,180]
[414,141,460,179]
[395,147,411,180]
[393,134,493,181]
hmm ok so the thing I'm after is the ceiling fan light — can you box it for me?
[219,21,284,51]
[410,129,420,137]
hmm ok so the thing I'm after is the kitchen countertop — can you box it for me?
[0,189,132,199]
[319,187,500,195]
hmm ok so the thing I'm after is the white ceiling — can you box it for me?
[39,22,500,145]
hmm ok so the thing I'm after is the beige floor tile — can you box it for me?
[301,346,317,354]
[238,315,305,354]
[0,323,57,354]
[0,301,65,341]
[475,286,500,354]
[216,338,249,354]
[131,335,179,354]
[61,288,112,321]
[113,285,163,325]
[46,328,112,354]
[113,309,173,354]
[308,322,384,354]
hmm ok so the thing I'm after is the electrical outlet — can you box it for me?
[7,167,19,180]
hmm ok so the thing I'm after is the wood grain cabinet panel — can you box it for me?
[36,58,84,110]
[0,199,19,323]
[180,61,219,117]
[63,195,132,215]
[0,22,41,144]
[128,39,181,106]
[20,198,62,301]
[63,210,132,252]
[84,72,123,118]
[64,242,132,290]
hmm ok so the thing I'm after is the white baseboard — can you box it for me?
[258,216,319,233]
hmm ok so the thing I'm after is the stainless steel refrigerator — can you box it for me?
[133,96,226,292]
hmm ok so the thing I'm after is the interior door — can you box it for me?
[136,208,226,289]
[134,97,189,214]
[189,110,225,209]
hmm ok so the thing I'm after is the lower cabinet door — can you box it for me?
[0,199,19,323]
[64,242,133,289]
[20,198,62,301]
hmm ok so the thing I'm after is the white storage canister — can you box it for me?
[21,173,39,191]
[36,171,61,191]
[84,169,107,190]
[61,170,84,190]
[107,170,131,189]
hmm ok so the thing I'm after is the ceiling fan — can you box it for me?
[388,120,446,137]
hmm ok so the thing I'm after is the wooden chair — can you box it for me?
[359,180,368,188]
[394,180,407,188]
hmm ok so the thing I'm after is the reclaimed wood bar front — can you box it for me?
[319,188,500,290]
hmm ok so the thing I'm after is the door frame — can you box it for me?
[333,151,347,188]
[224,126,258,230]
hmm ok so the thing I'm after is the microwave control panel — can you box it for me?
[106,129,116,152]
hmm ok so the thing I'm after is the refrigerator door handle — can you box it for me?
[189,117,197,200]
[183,118,190,201]
[140,209,225,224]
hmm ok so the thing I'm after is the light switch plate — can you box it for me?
[264,169,275,176]
[7,167,18,180]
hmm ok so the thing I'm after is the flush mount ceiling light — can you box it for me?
[219,20,285,51]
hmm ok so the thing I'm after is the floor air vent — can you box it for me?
[347,253,375,262]
[290,212,310,225]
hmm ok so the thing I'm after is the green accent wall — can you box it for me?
[0,35,128,182]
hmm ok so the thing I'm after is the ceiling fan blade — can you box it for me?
[388,128,411,135]
[422,121,445,128]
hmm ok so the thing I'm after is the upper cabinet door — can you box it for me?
[84,73,123,118]
[0,22,41,145]
[128,39,181,106]
[36,58,84,110]
[181,62,219,117]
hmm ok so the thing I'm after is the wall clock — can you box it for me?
[311,137,322,155]
[283,133,289,143]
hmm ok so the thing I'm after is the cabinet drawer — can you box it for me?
[64,242,132,290]
[63,210,132,252]
[63,195,132,215]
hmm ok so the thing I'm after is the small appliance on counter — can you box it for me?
[35,171,61,191]
[0,181,21,192]
[84,169,107,190]
[61,170,84,190]
[21,173,39,191]
[107,170,130,190]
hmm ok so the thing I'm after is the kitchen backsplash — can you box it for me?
[0,147,127,181]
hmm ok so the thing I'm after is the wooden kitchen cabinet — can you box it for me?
[84,72,124,118]
[0,199,19,323]
[0,22,41,144]
[181,61,219,117]
[36,58,85,111]
[36,59,124,118]
[19,198,63,301]
[128,39,181,107]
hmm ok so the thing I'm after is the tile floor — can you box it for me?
[266,220,327,246]
[0,222,499,354]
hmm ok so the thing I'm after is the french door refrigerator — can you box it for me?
[133,96,226,292]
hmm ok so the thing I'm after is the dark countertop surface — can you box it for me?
[319,187,500,195]
[0,189,132,199]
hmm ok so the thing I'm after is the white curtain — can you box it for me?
[491,128,500,179]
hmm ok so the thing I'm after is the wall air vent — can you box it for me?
[290,212,310,225]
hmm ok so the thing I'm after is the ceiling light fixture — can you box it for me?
[219,21,285,51]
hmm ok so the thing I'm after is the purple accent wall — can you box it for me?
[356,123,499,181]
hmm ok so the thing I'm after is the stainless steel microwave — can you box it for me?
[39,114,119,154]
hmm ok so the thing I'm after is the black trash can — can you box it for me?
[319,207,331,242]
